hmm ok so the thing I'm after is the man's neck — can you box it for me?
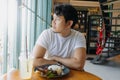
[59,29,71,37]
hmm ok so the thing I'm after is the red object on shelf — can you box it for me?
[96,28,104,55]
[96,43,103,55]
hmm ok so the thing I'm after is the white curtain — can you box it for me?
[0,0,52,75]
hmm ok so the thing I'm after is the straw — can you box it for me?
[25,35,29,72]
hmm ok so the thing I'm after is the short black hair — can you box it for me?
[54,4,78,29]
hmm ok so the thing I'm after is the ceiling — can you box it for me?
[53,0,100,11]
[73,0,98,1]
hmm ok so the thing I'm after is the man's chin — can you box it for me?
[52,30,59,33]
[51,28,61,33]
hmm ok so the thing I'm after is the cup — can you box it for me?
[19,52,33,79]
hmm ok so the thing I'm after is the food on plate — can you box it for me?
[48,65,63,75]
[35,64,65,78]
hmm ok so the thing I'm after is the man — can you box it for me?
[33,4,86,70]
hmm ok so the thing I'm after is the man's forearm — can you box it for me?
[52,57,85,70]
[33,58,57,67]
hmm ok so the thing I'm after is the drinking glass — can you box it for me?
[19,52,33,79]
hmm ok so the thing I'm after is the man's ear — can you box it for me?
[66,20,73,28]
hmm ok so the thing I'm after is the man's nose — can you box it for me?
[52,19,56,24]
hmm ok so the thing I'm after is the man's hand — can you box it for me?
[49,56,59,61]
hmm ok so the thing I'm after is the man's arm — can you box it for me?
[32,44,57,67]
[50,47,86,70]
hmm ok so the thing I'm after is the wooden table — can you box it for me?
[31,69,102,80]
[1,69,102,80]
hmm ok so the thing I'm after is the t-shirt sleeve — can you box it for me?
[35,30,49,49]
[74,33,86,49]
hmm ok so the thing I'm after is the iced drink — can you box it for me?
[19,52,33,79]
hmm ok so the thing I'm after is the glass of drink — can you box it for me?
[19,52,33,79]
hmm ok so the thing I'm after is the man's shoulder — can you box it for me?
[71,29,82,35]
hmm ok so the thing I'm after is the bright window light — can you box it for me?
[0,0,17,75]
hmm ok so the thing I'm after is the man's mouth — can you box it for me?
[52,26,56,29]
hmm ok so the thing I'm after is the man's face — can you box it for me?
[52,14,67,33]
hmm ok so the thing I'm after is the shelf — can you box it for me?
[90,17,102,19]
[109,31,120,33]
[104,17,120,19]
[102,51,120,57]
[101,0,120,6]
[103,9,120,13]
[105,46,120,48]
[106,42,120,43]
[109,36,120,38]
[105,24,120,26]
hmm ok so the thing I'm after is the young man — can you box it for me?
[33,4,86,70]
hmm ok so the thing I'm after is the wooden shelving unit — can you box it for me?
[87,15,103,54]
[91,0,120,64]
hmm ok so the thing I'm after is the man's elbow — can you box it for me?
[33,58,43,67]
[73,61,85,70]
[74,64,84,70]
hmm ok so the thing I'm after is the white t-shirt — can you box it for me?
[36,28,86,60]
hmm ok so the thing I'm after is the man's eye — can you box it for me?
[56,18,60,21]
[52,17,60,21]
